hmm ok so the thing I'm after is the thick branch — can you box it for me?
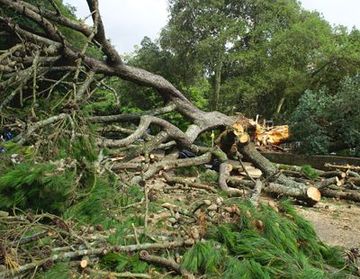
[88,103,176,123]
[131,152,212,184]
[86,0,122,65]
[139,250,194,279]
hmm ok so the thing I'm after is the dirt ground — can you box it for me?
[296,199,360,249]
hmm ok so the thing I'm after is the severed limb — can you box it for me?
[315,177,342,189]
[15,114,69,144]
[163,173,217,193]
[229,178,321,205]
[139,250,194,279]
[88,103,176,123]
[131,152,212,185]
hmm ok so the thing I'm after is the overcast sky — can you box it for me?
[65,0,360,54]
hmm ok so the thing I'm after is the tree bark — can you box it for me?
[211,59,223,111]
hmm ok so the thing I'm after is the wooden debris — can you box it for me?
[139,250,195,279]
[249,179,263,207]
[163,173,217,193]
[80,256,89,269]
[256,125,289,146]
[325,163,360,171]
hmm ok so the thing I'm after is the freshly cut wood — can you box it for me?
[80,257,89,269]
[320,171,346,179]
[256,125,289,145]
[238,132,250,144]
[239,167,262,179]
[265,184,321,204]
[215,119,254,157]
[227,177,321,205]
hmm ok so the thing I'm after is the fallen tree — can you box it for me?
[0,0,324,205]
[1,1,360,277]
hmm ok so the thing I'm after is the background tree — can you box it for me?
[160,0,339,119]
[291,75,360,156]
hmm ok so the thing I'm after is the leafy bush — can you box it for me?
[290,75,360,155]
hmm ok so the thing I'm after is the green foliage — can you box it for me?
[186,200,352,278]
[100,252,148,273]
[38,262,71,279]
[181,241,224,274]
[199,169,219,185]
[0,162,75,214]
[64,177,122,224]
[301,165,319,179]
[55,136,98,163]
[291,75,360,155]
[222,258,270,279]
[83,87,120,116]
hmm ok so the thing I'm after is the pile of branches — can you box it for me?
[0,0,360,277]
[0,211,195,279]
[276,163,360,203]
[1,199,359,278]
[0,0,328,206]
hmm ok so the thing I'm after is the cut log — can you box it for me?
[238,132,250,144]
[80,257,89,269]
[255,125,289,145]
[320,171,346,179]
[321,189,360,202]
[315,177,341,189]
[276,164,346,179]
[227,177,321,205]
[163,173,217,193]
[265,184,321,204]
